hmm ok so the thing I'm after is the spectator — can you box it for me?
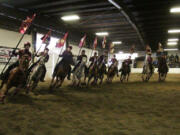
[175,54,179,63]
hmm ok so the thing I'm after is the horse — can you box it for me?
[119,62,130,82]
[72,57,87,87]
[87,62,98,86]
[106,61,118,83]
[0,55,30,103]
[141,63,153,82]
[26,56,46,93]
[49,60,71,90]
[158,57,168,81]
[97,61,107,84]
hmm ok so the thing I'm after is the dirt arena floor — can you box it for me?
[0,74,180,135]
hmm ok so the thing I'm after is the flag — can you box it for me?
[79,34,86,48]
[56,32,68,48]
[93,37,98,50]
[130,45,135,54]
[19,14,36,34]
[41,30,51,45]
[109,42,114,53]
[102,36,106,49]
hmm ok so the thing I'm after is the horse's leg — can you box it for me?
[87,75,93,86]
[50,76,55,88]
[57,78,64,88]
[127,73,129,82]
[0,83,12,103]
[99,75,103,85]
[0,80,5,89]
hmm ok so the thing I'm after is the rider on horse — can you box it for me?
[28,48,49,82]
[157,43,168,73]
[89,52,98,69]
[72,50,87,72]
[1,42,32,81]
[97,51,108,70]
[53,46,73,80]
[109,54,118,76]
[120,56,132,73]
[144,45,153,74]
[98,51,108,64]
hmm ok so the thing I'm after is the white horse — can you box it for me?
[26,56,46,93]
[72,57,87,87]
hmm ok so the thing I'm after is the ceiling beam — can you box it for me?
[45,6,116,15]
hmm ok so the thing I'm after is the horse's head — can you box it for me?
[39,56,46,65]
[19,54,30,70]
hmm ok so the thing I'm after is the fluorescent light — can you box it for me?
[168,38,179,42]
[95,32,109,36]
[113,41,122,44]
[168,29,180,33]
[170,7,180,13]
[167,42,178,46]
[61,15,80,21]
[164,48,178,51]
[108,0,121,9]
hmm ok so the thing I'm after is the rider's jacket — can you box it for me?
[60,50,73,64]
[147,56,153,64]
[13,49,32,61]
[77,54,87,62]
[98,55,107,64]
[124,59,132,66]
[89,56,98,63]
[37,52,49,63]
[111,58,118,64]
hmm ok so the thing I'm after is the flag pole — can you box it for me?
[56,47,64,65]
[1,33,26,75]
[1,14,36,76]
[78,47,83,56]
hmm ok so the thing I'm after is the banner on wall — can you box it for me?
[0,46,18,63]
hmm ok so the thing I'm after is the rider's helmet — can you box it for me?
[45,48,49,51]
[68,46,72,50]
[24,42,31,48]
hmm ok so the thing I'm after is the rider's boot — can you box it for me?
[67,71,71,80]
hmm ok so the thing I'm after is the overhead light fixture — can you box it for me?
[168,38,179,42]
[168,29,180,33]
[164,48,178,51]
[61,15,80,21]
[167,42,178,46]
[108,0,121,9]
[113,41,122,44]
[95,32,109,36]
[170,7,180,13]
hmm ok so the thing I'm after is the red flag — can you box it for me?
[109,42,114,53]
[79,34,86,48]
[102,36,106,49]
[56,32,68,48]
[41,30,51,44]
[93,37,98,50]
[19,14,36,34]
[130,45,135,54]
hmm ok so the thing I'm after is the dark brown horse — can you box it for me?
[158,57,168,81]
[87,63,98,85]
[0,55,30,103]
[50,61,71,90]
[119,62,130,82]
[107,61,118,83]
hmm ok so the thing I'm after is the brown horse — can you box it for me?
[87,63,98,85]
[107,62,118,83]
[50,61,70,90]
[0,55,30,103]
[120,62,130,82]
